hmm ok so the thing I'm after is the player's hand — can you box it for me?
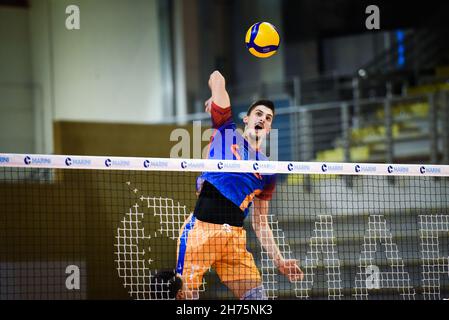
[276,258,304,282]
[208,70,225,90]
[204,97,212,114]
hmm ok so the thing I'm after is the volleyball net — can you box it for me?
[0,153,448,300]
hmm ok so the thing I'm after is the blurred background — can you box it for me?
[1,0,449,300]
[2,0,449,163]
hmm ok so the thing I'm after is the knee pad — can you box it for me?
[240,285,267,300]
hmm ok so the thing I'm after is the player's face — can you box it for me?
[244,105,274,140]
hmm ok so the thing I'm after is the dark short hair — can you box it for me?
[150,270,183,299]
[247,99,275,116]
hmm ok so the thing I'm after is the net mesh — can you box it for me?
[0,155,448,300]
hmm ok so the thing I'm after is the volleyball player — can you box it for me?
[176,71,303,300]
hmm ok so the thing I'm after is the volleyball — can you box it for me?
[245,22,280,58]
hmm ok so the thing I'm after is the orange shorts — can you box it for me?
[176,214,261,290]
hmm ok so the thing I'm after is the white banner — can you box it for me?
[0,153,448,176]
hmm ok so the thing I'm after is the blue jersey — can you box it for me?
[197,102,276,218]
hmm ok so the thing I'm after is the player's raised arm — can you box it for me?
[208,70,230,109]
[205,70,232,128]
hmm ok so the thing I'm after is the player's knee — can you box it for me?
[240,285,267,300]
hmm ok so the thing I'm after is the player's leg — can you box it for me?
[224,279,265,299]
[217,228,267,299]
[176,216,218,299]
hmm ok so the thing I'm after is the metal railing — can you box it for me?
[167,89,449,165]
[255,90,449,164]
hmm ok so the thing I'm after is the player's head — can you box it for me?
[150,270,184,300]
[243,99,275,141]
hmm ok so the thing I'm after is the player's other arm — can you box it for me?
[205,71,232,128]
[252,198,304,282]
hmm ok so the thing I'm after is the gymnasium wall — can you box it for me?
[53,121,211,158]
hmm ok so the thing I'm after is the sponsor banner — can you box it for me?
[354,164,377,173]
[386,165,409,174]
[0,155,10,164]
[320,163,344,173]
[280,162,347,174]
[24,155,52,166]
[419,165,443,175]
[178,159,206,171]
[0,154,449,176]
[64,157,92,167]
[252,161,278,174]
[279,162,312,174]
[216,161,242,171]
[103,158,131,168]
[143,159,170,169]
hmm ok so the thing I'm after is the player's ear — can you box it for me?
[243,115,249,125]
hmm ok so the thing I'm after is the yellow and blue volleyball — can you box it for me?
[245,22,280,58]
